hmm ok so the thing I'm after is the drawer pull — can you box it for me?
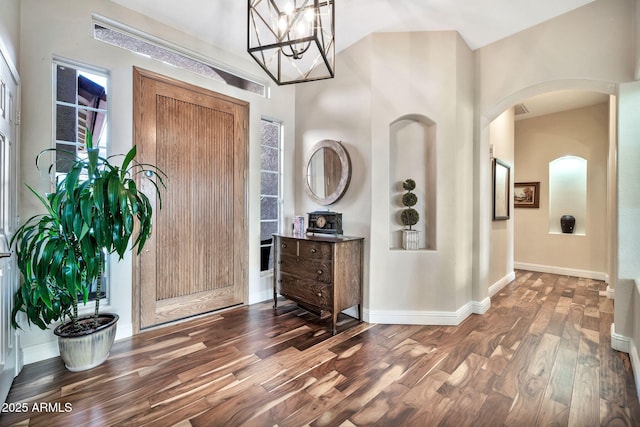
[310,248,317,253]
[282,243,288,248]
[317,292,322,297]
[317,270,323,275]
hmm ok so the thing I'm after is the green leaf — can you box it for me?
[64,162,82,197]
[121,146,137,177]
[85,127,93,149]
[93,177,106,214]
[107,174,121,216]
[37,280,52,308]
[63,256,79,295]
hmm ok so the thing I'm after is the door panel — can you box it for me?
[0,48,19,404]
[134,68,248,329]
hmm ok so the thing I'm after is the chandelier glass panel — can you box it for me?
[248,0,335,85]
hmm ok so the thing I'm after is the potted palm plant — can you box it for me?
[10,130,165,371]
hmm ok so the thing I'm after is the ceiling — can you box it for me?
[109,0,605,116]
[109,0,599,54]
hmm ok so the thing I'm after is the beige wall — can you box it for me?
[296,31,476,322]
[17,0,296,361]
[488,109,515,288]
[0,0,20,66]
[513,103,609,277]
[477,0,633,117]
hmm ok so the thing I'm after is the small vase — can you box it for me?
[560,215,575,234]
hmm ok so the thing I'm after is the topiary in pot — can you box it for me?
[10,129,166,371]
[400,179,420,230]
[400,179,420,250]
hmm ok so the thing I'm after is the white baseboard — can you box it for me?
[368,302,474,326]
[489,271,516,297]
[115,322,133,341]
[606,285,615,299]
[22,341,60,366]
[472,297,491,315]
[629,338,640,400]
[249,289,273,306]
[249,273,275,305]
[514,262,607,281]
[611,323,631,353]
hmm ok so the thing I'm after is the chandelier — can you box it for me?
[248,0,335,85]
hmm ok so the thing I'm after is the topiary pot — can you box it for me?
[402,230,420,250]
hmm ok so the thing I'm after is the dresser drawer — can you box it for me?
[277,237,298,257]
[278,274,331,309]
[297,240,332,260]
[279,254,332,284]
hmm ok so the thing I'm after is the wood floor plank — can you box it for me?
[475,391,513,427]
[437,387,488,427]
[2,271,640,426]
[567,327,601,426]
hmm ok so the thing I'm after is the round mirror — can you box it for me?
[305,140,351,205]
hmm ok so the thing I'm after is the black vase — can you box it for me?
[560,215,575,234]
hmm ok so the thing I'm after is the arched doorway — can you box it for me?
[473,81,617,305]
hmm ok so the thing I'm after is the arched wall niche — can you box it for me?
[549,156,587,235]
[389,114,437,250]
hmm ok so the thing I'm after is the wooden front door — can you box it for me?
[133,68,248,330]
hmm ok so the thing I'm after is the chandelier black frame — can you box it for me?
[248,0,335,85]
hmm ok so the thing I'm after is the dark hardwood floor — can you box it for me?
[2,270,639,426]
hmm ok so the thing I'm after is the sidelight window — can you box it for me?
[53,58,109,302]
[260,119,282,272]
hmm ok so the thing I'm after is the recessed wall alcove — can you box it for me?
[389,115,437,250]
[549,155,587,235]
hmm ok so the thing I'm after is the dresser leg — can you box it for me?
[331,313,338,335]
[358,303,363,322]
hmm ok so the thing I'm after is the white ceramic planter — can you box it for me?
[54,313,118,372]
[402,230,420,250]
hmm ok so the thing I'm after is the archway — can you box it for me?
[473,79,617,305]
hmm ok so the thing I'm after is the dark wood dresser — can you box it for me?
[273,233,364,335]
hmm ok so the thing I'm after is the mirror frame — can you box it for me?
[304,139,352,205]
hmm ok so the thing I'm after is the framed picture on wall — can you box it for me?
[514,181,540,208]
[492,158,510,220]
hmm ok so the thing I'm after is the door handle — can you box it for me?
[0,252,11,258]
